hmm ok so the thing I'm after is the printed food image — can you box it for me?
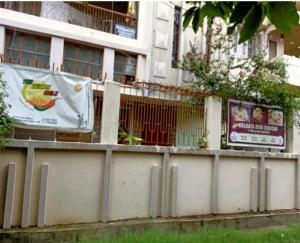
[22,80,59,111]
[268,110,283,126]
[252,107,264,123]
[231,106,249,122]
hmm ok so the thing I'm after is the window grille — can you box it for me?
[118,86,206,148]
[63,42,103,80]
[114,53,137,84]
[4,30,50,69]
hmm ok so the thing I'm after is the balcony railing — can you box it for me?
[0,1,138,38]
[0,1,41,16]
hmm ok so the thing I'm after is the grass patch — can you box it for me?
[79,224,300,243]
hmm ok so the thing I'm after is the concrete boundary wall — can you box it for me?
[0,140,299,228]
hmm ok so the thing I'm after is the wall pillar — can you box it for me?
[100,81,120,144]
[49,37,64,71]
[287,120,300,153]
[136,54,146,81]
[102,48,115,81]
[0,25,5,59]
[204,96,222,150]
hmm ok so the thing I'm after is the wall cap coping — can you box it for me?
[7,139,299,159]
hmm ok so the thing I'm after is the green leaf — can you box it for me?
[239,4,264,43]
[183,6,196,30]
[219,2,234,20]
[267,2,299,34]
[201,2,223,18]
[230,2,257,24]
[192,7,201,33]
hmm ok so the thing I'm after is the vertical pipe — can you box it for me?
[161,152,170,217]
[150,165,159,218]
[265,168,272,211]
[211,154,219,214]
[170,166,178,217]
[250,168,258,212]
[21,146,35,227]
[37,164,49,227]
[295,157,300,209]
[101,148,112,223]
[3,163,16,229]
[259,157,266,212]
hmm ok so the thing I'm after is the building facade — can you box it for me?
[0,1,299,149]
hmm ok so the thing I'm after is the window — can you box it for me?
[172,6,181,68]
[248,34,263,58]
[4,30,50,69]
[269,40,277,59]
[63,42,103,80]
[247,38,255,58]
[114,53,136,84]
[233,32,238,53]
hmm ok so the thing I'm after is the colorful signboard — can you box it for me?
[227,99,285,149]
[1,63,93,132]
[114,23,136,39]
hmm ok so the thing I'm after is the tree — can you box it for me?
[0,74,12,150]
[183,2,299,44]
[181,25,300,129]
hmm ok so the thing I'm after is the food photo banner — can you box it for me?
[227,99,285,149]
[1,63,94,132]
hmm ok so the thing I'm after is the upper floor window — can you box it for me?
[172,6,181,68]
[269,40,277,59]
[4,30,50,69]
[114,53,137,84]
[248,34,263,58]
[247,38,255,58]
[63,42,103,80]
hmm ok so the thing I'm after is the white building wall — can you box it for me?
[49,37,64,71]
[0,2,282,86]
[0,2,205,86]
[0,25,5,57]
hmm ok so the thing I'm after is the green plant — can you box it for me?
[0,74,12,150]
[183,2,299,44]
[182,25,300,128]
[195,133,208,149]
[118,126,143,145]
[221,134,230,150]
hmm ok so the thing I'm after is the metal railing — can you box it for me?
[0,1,41,16]
[1,54,50,70]
[119,84,206,147]
[0,1,138,37]
[67,2,138,33]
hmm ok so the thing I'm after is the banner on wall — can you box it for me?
[227,99,285,149]
[1,63,94,132]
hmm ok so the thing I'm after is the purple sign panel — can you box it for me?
[227,99,285,149]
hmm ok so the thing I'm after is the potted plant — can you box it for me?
[195,133,208,149]
[124,134,143,145]
[118,126,143,145]
[221,133,230,150]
